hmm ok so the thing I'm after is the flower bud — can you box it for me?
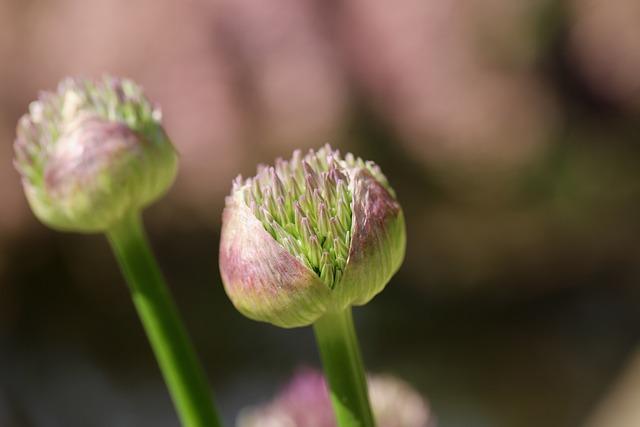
[14,77,178,232]
[219,145,405,327]
[237,369,434,427]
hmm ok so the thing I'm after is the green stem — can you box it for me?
[106,212,222,427]
[313,308,375,427]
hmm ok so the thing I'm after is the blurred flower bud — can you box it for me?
[237,369,434,427]
[219,145,405,327]
[14,77,177,232]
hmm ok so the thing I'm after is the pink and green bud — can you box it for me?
[219,145,406,327]
[14,77,178,232]
[237,369,434,427]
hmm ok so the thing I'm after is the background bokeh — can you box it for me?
[1,0,640,426]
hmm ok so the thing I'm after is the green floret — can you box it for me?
[234,145,392,288]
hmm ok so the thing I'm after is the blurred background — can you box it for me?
[1,0,640,426]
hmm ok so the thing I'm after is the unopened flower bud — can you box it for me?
[219,145,406,327]
[237,369,434,427]
[14,77,177,232]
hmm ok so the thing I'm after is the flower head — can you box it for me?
[237,369,434,427]
[14,76,177,232]
[219,145,405,327]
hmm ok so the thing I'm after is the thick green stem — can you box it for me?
[313,308,375,427]
[106,213,222,427]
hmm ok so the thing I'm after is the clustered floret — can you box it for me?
[232,145,392,288]
[14,76,162,188]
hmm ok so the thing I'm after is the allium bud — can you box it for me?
[14,76,177,232]
[219,145,405,327]
[237,369,434,427]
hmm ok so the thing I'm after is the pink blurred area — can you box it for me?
[1,0,639,285]
[1,0,348,233]
[0,1,514,227]
[569,0,640,111]
[2,2,640,426]
[335,0,557,170]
